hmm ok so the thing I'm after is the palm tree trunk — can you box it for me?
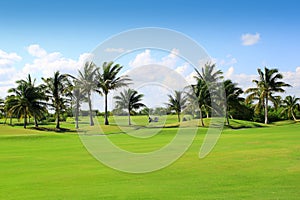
[34,115,38,127]
[56,106,60,129]
[88,92,94,126]
[177,112,180,122]
[226,110,230,126]
[264,96,268,124]
[292,112,297,121]
[104,93,109,125]
[199,109,204,127]
[128,108,131,125]
[75,101,79,129]
[24,109,27,129]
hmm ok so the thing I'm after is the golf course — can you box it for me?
[0,117,299,199]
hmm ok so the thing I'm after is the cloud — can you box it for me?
[129,49,154,68]
[159,48,180,67]
[175,62,189,75]
[24,45,92,77]
[105,48,125,53]
[0,49,22,66]
[27,44,47,57]
[241,33,260,46]
[129,48,180,69]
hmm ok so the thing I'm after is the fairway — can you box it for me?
[0,122,299,199]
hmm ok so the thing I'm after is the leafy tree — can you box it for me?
[166,90,187,122]
[114,88,145,125]
[281,95,299,121]
[97,61,131,125]
[76,61,99,126]
[245,67,290,124]
[42,71,72,129]
[224,79,244,125]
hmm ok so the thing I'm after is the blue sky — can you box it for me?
[1,0,300,108]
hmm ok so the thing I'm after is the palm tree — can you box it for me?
[193,62,223,119]
[224,79,244,125]
[194,62,223,85]
[7,74,47,128]
[281,95,299,121]
[166,90,187,122]
[186,79,210,126]
[97,61,131,125]
[77,61,99,126]
[42,71,72,129]
[72,87,87,129]
[114,88,145,125]
[245,67,290,124]
[4,95,18,125]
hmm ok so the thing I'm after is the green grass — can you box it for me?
[0,118,299,199]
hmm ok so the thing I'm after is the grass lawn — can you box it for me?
[0,117,299,199]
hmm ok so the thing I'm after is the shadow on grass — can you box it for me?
[29,127,78,133]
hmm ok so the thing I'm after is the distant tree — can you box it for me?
[245,67,291,124]
[76,62,99,126]
[42,71,72,129]
[166,90,187,122]
[281,95,300,121]
[114,88,145,125]
[97,61,131,125]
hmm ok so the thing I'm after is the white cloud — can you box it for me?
[175,62,189,75]
[0,49,22,66]
[27,44,47,57]
[105,48,125,53]
[185,71,197,85]
[24,45,92,77]
[159,48,179,67]
[129,49,154,68]
[241,33,260,46]
[129,48,180,69]
[0,45,92,98]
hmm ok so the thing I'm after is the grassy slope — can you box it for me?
[0,119,299,199]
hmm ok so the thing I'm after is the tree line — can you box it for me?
[0,62,299,129]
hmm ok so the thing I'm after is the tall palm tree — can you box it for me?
[166,90,187,122]
[7,74,47,128]
[77,61,99,126]
[97,61,131,125]
[193,62,223,119]
[72,87,87,129]
[281,95,299,121]
[245,67,290,124]
[42,71,72,129]
[114,88,145,125]
[224,79,244,125]
[186,79,210,126]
